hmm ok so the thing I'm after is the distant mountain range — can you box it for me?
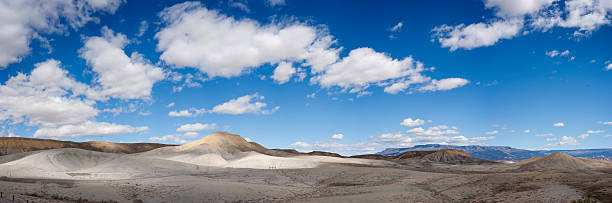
[377,144,612,162]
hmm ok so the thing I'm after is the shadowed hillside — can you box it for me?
[0,137,173,156]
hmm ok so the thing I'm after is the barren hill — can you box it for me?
[354,149,492,164]
[518,152,594,171]
[179,131,268,153]
[0,137,172,156]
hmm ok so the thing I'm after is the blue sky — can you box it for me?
[1,0,611,155]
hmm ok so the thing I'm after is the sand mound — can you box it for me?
[3,148,116,171]
[180,131,268,153]
[518,152,593,171]
[0,148,204,179]
[140,131,391,169]
[139,132,322,169]
[0,137,171,156]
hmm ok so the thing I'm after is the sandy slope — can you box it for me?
[0,132,392,180]
[139,131,392,169]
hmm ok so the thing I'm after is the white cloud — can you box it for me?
[535,133,554,137]
[266,0,286,7]
[331,133,344,140]
[546,49,571,58]
[557,0,612,32]
[136,20,148,37]
[390,22,403,31]
[311,142,380,153]
[176,123,217,132]
[599,121,612,125]
[546,137,558,142]
[553,122,565,127]
[166,102,175,108]
[432,19,523,51]
[34,121,148,138]
[435,0,612,50]
[587,130,604,134]
[400,118,425,127]
[371,131,494,147]
[0,0,123,68]
[271,62,296,84]
[485,130,499,135]
[289,141,311,148]
[80,27,165,100]
[149,135,188,144]
[211,93,279,115]
[578,133,589,139]
[155,2,468,95]
[155,2,334,78]
[420,78,470,92]
[312,47,432,92]
[168,110,193,117]
[559,136,580,145]
[606,63,612,70]
[546,50,560,57]
[0,59,100,127]
[524,129,531,133]
[405,125,460,137]
[484,0,558,17]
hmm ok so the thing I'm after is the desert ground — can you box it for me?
[0,132,610,203]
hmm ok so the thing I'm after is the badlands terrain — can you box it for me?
[0,132,611,202]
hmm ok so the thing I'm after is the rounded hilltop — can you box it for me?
[179,131,268,153]
[518,152,593,171]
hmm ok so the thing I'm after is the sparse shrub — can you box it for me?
[571,192,596,203]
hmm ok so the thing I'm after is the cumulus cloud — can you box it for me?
[155,2,467,95]
[559,136,580,145]
[546,49,571,58]
[484,0,558,17]
[599,121,612,126]
[155,1,334,78]
[432,19,523,51]
[34,121,148,138]
[80,27,165,100]
[0,0,123,68]
[485,130,499,135]
[420,78,470,92]
[266,0,286,7]
[405,125,460,137]
[371,131,494,148]
[149,135,188,144]
[289,141,311,148]
[0,59,99,127]
[166,102,175,108]
[313,48,423,88]
[176,123,217,132]
[524,129,531,133]
[211,94,279,115]
[434,0,612,50]
[290,141,380,154]
[400,118,425,127]
[136,20,148,37]
[271,62,296,84]
[606,63,612,71]
[553,122,565,127]
[168,110,193,117]
[390,21,403,31]
[331,133,344,140]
